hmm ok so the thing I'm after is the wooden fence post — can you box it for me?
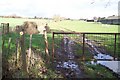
[1,23,4,34]
[28,34,32,71]
[7,23,9,33]
[7,38,11,54]
[2,39,5,51]
[52,32,55,61]
[1,23,9,34]
[20,31,27,77]
[15,38,21,67]
[44,30,49,62]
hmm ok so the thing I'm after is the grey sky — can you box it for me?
[0,0,119,19]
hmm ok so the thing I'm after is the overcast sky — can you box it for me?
[0,0,119,19]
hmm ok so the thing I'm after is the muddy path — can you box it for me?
[53,33,119,78]
[53,35,86,78]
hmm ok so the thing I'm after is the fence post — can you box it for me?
[52,32,55,61]
[15,39,18,66]
[1,23,9,34]
[7,23,9,33]
[114,33,117,60]
[44,30,49,62]
[82,34,85,61]
[1,23,4,34]
[15,38,21,66]
[7,38,11,54]
[20,31,27,77]
[2,38,5,51]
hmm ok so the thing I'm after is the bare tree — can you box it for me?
[53,15,61,22]
[90,0,114,8]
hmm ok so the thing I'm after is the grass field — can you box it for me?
[0,17,119,33]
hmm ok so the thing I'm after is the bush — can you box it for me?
[45,25,51,33]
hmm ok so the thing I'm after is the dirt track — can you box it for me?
[53,36,86,78]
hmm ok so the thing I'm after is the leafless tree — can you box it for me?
[90,0,115,8]
[53,15,61,22]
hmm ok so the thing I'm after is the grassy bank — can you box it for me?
[1,18,119,78]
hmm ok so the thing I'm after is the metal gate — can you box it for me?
[52,32,120,61]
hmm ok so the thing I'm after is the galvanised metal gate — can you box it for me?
[52,32,120,61]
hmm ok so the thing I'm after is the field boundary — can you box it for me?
[52,32,120,61]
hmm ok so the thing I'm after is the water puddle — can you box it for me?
[85,38,115,60]
[56,60,81,78]
[84,37,119,75]
[94,53,113,60]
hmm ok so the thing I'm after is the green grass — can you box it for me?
[0,17,119,33]
[1,18,119,78]
[49,20,118,33]
[1,18,119,61]
[80,61,117,78]
[0,18,48,27]
[2,32,62,78]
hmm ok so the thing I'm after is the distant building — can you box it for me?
[79,19,87,21]
[86,19,94,22]
[100,16,120,25]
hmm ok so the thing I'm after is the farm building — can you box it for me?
[100,16,120,25]
[86,17,95,22]
[86,19,94,22]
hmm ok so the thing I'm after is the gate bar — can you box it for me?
[114,33,117,60]
[83,34,85,60]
